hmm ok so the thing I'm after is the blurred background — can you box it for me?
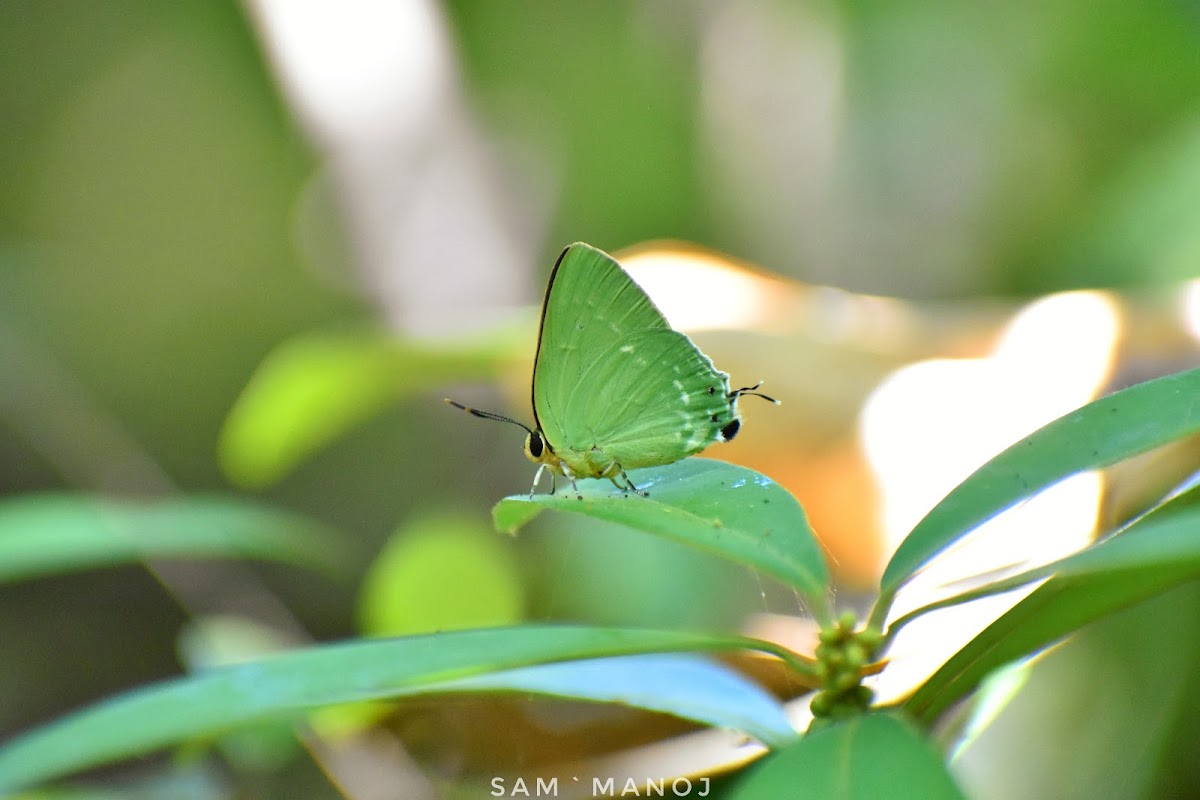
[2,1,1200,797]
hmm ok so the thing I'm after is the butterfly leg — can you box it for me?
[560,462,583,500]
[530,463,554,498]
[620,472,649,497]
[601,461,649,497]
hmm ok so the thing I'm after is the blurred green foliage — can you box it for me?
[357,513,524,637]
[2,0,1200,797]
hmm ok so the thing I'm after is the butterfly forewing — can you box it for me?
[564,329,736,472]
[532,243,672,451]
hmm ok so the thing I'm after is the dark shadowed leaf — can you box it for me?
[729,714,965,799]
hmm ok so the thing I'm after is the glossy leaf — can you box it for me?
[729,714,965,799]
[0,625,796,792]
[905,508,1200,723]
[887,504,1200,635]
[433,653,796,748]
[880,367,1200,603]
[493,459,831,619]
[0,494,340,584]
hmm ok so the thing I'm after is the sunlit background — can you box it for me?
[2,1,1200,797]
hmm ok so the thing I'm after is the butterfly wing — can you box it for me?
[560,329,739,474]
[531,243,671,454]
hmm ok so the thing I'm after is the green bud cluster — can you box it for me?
[809,612,883,724]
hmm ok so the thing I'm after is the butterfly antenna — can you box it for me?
[730,381,781,405]
[444,398,535,434]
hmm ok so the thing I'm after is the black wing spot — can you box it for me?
[710,414,719,422]
[721,418,741,441]
[707,386,716,395]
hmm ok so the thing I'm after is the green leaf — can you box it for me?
[729,713,965,799]
[879,368,1200,605]
[0,494,341,584]
[433,653,797,748]
[887,504,1200,636]
[0,625,798,792]
[218,327,525,488]
[493,459,831,619]
[904,509,1200,724]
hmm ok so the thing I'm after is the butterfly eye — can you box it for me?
[526,432,544,459]
[720,418,741,441]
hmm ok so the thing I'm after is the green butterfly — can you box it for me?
[448,242,775,496]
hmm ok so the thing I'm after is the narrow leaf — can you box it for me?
[905,509,1200,723]
[881,368,1200,599]
[0,494,340,584]
[434,654,797,748]
[0,626,794,792]
[887,506,1200,636]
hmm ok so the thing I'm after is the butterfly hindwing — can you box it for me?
[531,243,671,456]
[559,328,737,475]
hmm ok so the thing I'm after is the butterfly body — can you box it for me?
[450,242,773,495]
